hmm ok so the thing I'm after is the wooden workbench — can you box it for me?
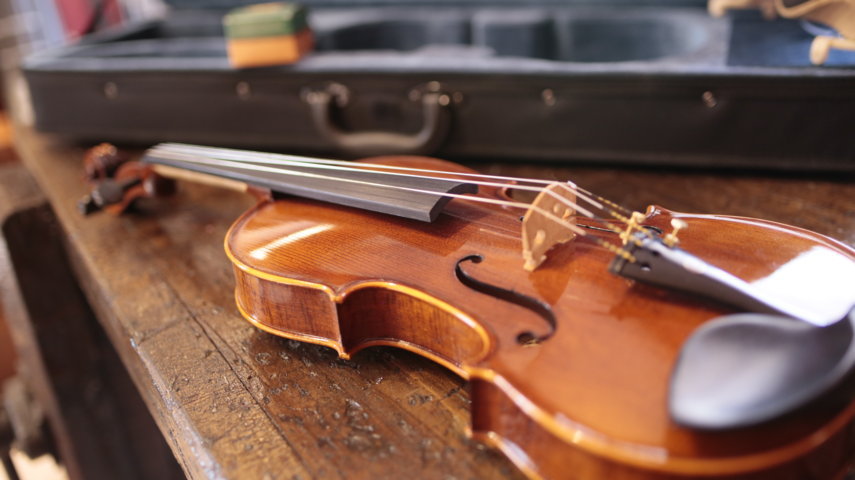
[9,120,855,479]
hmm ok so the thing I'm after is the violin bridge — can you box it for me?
[522,182,577,272]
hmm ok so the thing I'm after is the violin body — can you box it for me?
[222,157,855,479]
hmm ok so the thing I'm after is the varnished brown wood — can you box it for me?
[9,113,855,478]
[224,155,855,479]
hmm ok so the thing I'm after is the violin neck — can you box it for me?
[149,163,251,194]
[142,143,477,222]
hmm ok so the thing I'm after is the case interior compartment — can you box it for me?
[37,6,855,70]
[48,7,727,68]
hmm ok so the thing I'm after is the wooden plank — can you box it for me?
[12,125,524,479]
[0,159,184,480]
[0,158,35,383]
[0,155,42,390]
[11,119,855,480]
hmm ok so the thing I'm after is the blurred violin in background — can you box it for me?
[82,143,855,480]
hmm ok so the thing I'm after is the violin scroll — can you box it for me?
[79,143,264,216]
[78,144,176,215]
[83,142,125,182]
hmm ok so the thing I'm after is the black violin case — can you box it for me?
[21,0,855,169]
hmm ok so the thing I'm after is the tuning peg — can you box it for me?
[78,177,141,215]
[664,219,688,247]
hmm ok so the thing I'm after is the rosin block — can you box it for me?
[224,3,313,68]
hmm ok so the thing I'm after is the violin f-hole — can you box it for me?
[454,255,556,345]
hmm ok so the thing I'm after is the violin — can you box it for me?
[82,143,855,480]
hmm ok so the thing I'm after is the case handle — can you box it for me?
[303,83,452,156]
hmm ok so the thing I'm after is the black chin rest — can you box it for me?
[669,309,855,430]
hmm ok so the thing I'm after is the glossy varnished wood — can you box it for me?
[225,156,855,479]
[9,117,855,479]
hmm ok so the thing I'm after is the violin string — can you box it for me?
[148,145,644,257]
[149,147,598,220]
[156,143,610,215]
[147,149,591,237]
[163,143,587,188]
[157,144,651,242]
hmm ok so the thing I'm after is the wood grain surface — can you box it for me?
[9,121,855,479]
[0,145,183,480]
